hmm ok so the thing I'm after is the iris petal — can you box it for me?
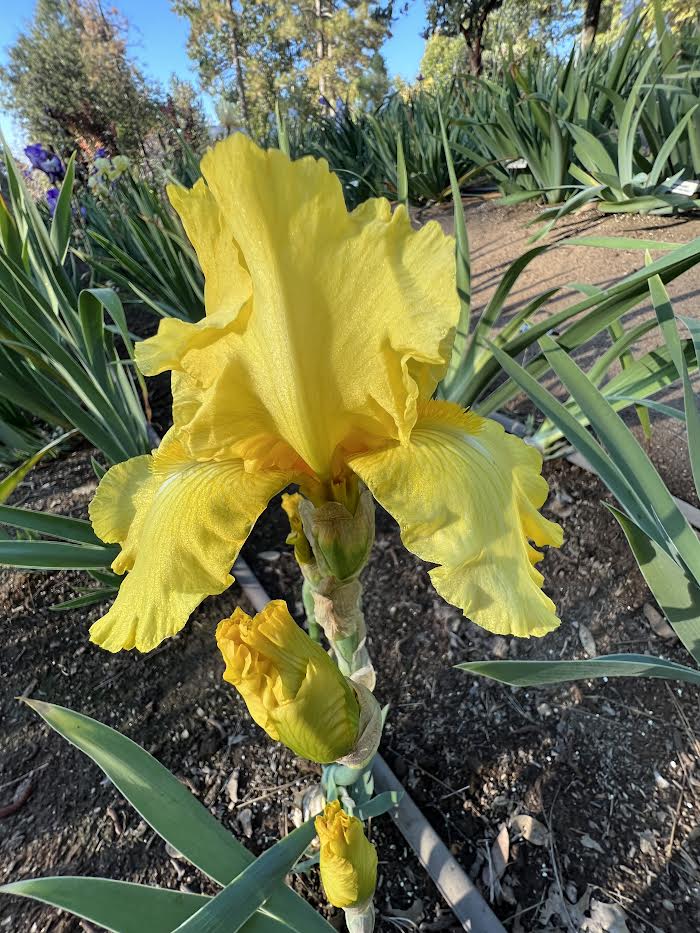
[349,400,562,637]
[136,134,459,477]
[88,432,289,652]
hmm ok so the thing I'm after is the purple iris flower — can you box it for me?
[24,143,65,184]
[95,147,107,158]
[24,143,50,170]
[42,154,65,184]
[45,187,60,216]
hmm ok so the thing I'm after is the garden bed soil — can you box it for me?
[2,205,700,933]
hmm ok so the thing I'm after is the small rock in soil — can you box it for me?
[578,623,597,658]
[489,636,509,660]
[238,807,253,838]
[581,834,605,854]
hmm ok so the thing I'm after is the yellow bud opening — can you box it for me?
[216,600,360,763]
[281,492,313,564]
[315,800,378,909]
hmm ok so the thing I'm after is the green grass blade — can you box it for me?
[540,334,700,575]
[0,541,118,569]
[486,341,658,539]
[437,100,470,383]
[0,504,103,545]
[356,791,402,820]
[679,315,700,367]
[648,273,700,495]
[457,654,700,687]
[475,245,549,345]
[395,133,408,206]
[0,879,210,933]
[618,51,657,187]
[647,105,699,188]
[172,822,317,933]
[466,238,700,410]
[0,430,76,504]
[605,396,684,420]
[23,700,333,933]
[49,588,116,611]
[275,101,290,157]
[49,153,76,263]
[608,505,700,665]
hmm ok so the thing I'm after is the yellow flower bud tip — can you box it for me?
[281,493,312,564]
[281,493,303,532]
[216,601,360,763]
[315,801,378,909]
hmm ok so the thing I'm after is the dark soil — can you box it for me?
[2,205,700,933]
[0,452,453,933]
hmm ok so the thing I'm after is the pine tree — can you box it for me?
[174,0,391,141]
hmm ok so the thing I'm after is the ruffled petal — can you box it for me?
[136,135,459,478]
[168,178,251,320]
[88,432,289,652]
[349,401,562,637]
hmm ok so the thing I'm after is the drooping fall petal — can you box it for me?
[89,432,289,652]
[349,400,563,637]
[216,600,359,763]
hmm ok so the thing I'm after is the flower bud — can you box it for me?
[315,801,377,909]
[216,600,360,763]
[298,485,375,582]
[281,493,313,565]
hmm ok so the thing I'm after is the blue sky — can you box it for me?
[0,0,428,153]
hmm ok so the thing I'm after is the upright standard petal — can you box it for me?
[349,401,563,638]
[137,135,459,478]
[134,180,252,377]
[88,432,289,652]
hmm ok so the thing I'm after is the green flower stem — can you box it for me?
[301,579,321,642]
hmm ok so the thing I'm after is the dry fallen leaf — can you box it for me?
[511,814,549,846]
[581,833,605,854]
[578,623,597,658]
[643,603,675,640]
[482,823,509,898]
[582,898,630,933]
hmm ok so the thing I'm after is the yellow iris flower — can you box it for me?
[315,800,377,909]
[88,133,562,653]
[216,600,360,763]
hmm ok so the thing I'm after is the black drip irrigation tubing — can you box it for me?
[232,556,506,933]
